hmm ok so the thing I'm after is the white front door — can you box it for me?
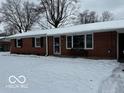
[53,37,61,55]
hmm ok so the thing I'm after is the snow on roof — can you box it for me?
[0,37,5,39]
[8,20,124,39]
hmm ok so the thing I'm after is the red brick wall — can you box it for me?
[61,31,117,59]
[11,38,46,55]
[10,31,117,59]
[93,31,117,58]
[48,36,53,55]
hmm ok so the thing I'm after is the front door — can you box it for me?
[53,37,61,55]
[119,33,124,62]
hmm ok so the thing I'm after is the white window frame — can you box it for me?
[35,37,41,48]
[66,35,85,49]
[16,39,21,48]
[85,33,94,50]
[53,36,61,55]
[66,35,73,49]
[66,33,94,50]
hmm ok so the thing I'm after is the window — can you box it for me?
[32,37,44,48]
[35,38,41,47]
[16,39,22,48]
[73,35,84,49]
[66,36,72,49]
[66,35,84,49]
[85,34,93,49]
[66,34,93,49]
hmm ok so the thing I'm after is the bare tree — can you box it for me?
[40,0,78,28]
[77,10,114,25]
[4,24,17,35]
[78,10,98,24]
[101,11,113,22]
[0,0,41,34]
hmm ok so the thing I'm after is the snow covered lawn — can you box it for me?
[0,52,119,93]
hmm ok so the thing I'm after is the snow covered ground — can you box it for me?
[0,52,119,93]
[99,63,124,93]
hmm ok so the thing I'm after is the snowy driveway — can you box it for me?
[0,52,118,93]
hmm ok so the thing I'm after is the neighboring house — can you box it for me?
[0,36,10,51]
[8,20,124,62]
[0,23,10,51]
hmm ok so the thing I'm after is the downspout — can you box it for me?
[45,34,48,56]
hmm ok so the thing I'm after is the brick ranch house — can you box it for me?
[8,20,124,62]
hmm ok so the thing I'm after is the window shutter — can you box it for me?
[32,38,35,48]
[40,37,44,48]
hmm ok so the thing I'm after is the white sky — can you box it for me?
[0,0,124,20]
[80,0,124,20]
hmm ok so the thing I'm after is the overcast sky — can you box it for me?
[0,0,124,20]
[80,0,124,19]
